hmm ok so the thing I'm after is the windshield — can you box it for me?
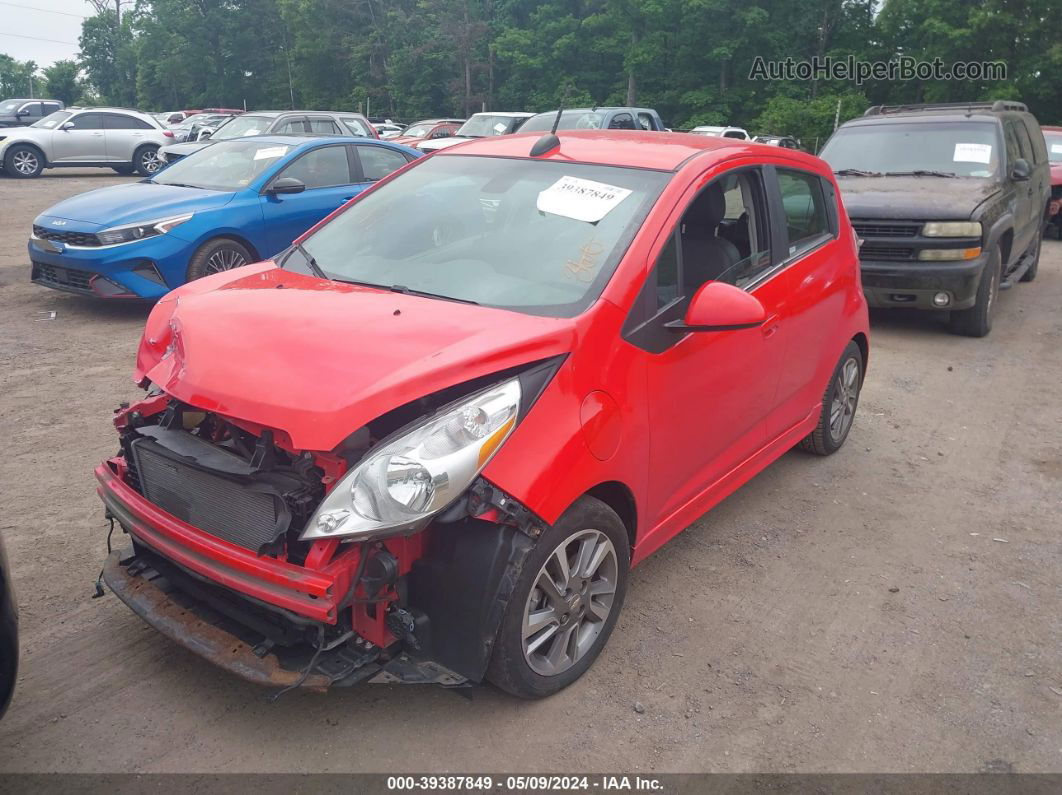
[519,111,607,133]
[0,100,21,113]
[1046,132,1062,163]
[152,139,291,191]
[455,115,525,137]
[402,124,433,139]
[820,121,1001,177]
[31,111,72,129]
[294,155,668,317]
[212,115,271,140]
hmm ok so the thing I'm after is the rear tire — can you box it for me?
[185,238,253,282]
[799,340,863,456]
[487,496,629,699]
[4,144,44,178]
[134,145,163,177]
[949,245,1000,338]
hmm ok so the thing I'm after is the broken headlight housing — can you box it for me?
[301,379,521,541]
[96,213,193,246]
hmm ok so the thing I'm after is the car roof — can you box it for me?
[467,111,535,118]
[212,134,417,155]
[436,129,823,172]
[408,118,464,125]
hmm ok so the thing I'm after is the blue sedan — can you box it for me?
[28,135,421,299]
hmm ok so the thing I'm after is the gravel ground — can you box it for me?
[0,171,1060,773]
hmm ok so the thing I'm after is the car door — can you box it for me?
[103,113,155,161]
[1013,119,1046,246]
[50,112,107,162]
[624,163,789,528]
[17,101,44,125]
[763,165,845,436]
[1003,121,1034,259]
[260,143,359,255]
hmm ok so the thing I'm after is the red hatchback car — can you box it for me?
[97,131,869,698]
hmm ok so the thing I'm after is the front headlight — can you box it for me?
[301,378,522,541]
[96,213,193,246]
[922,221,981,237]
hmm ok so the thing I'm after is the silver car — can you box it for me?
[0,107,173,178]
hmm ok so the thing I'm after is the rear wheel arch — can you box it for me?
[851,332,869,383]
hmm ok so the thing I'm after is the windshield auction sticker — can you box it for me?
[953,143,992,164]
[254,146,289,160]
[537,176,633,223]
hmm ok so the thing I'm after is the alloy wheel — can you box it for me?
[205,247,248,274]
[13,150,38,175]
[140,149,163,174]
[829,356,860,443]
[522,528,618,677]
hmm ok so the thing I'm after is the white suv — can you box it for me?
[0,107,174,178]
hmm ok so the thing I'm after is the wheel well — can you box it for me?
[585,481,637,550]
[204,234,261,263]
[6,141,47,166]
[852,332,869,381]
[997,228,1013,266]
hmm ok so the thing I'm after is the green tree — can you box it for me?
[42,60,83,105]
[0,54,38,98]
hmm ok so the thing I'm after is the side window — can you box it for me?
[275,145,351,189]
[776,169,830,257]
[357,145,410,181]
[43,102,61,114]
[68,113,103,130]
[1003,123,1021,166]
[307,117,341,134]
[637,113,654,131]
[1021,119,1047,164]
[274,118,307,134]
[19,102,40,117]
[1013,121,1034,162]
[104,114,153,130]
[340,117,371,137]
[609,113,636,130]
[723,130,746,139]
[431,127,451,139]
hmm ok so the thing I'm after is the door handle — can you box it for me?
[761,314,780,339]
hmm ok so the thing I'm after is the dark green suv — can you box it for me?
[820,101,1051,337]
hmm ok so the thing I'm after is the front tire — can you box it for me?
[185,238,253,283]
[487,496,630,699]
[134,145,163,177]
[949,245,1000,338]
[799,340,863,456]
[4,144,45,178]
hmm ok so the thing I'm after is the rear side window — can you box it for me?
[104,114,153,130]
[637,113,655,131]
[277,145,352,189]
[68,113,103,130]
[43,102,61,114]
[776,169,830,257]
[308,117,341,134]
[357,145,410,181]
[340,117,372,137]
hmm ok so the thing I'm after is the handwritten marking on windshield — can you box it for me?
[565,240,605,283]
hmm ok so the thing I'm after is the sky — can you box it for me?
[0,0,94,68]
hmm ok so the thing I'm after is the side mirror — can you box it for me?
[268,177,306,195]
[666,281,767,332]
[60,121,75,131]
[16,108,29,117]
[197,129,212,140]
[1011,157,1031,181]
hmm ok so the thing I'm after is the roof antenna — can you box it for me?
[531,84,571,157]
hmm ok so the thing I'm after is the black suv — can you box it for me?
[0,98,64,127]
[820,101,1050,337]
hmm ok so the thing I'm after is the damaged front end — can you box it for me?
[97,379,550,693]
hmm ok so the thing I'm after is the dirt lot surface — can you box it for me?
[0,172,1060,774]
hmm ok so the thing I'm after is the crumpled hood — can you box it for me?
[37,182,233,231]
[136,264,575,451]
[836,176,1002,220]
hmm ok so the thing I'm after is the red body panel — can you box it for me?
[106,130,869,656]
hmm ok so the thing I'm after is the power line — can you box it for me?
[0,31,78,45]
[0,1,88,18]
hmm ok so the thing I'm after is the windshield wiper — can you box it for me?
[833,168,882,177]
[158,182,202,189]
[389,284,479,305]
[293,242,328,279]
[883,170,956,178]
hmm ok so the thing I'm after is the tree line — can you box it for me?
[2,0,1059,148]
